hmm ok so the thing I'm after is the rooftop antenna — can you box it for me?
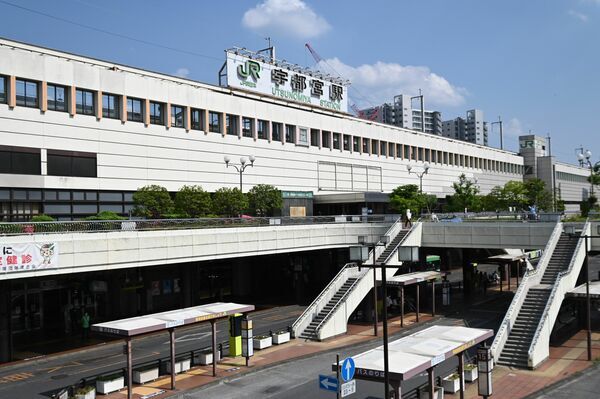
[257,37,275,62]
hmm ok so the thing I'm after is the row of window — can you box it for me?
[556,171,589,184]
[0,146,96,178]
[0,75,522,174]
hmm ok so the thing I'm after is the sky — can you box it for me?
[0,0,598,164]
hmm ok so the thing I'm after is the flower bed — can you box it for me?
[442,373,460,394]
[272,331,290,345]
[464,364,478,382]
[133,365,159,384]
[96,374,124,395]
[253,335,272,350]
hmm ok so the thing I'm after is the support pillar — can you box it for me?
[169,328,176,390]
[431,280,435,317]
[211,320,217,377]
[126,338,132,399]
[416,284,420,323]
[373,254,378,336]
[458,351,465,399]
[506,264,511,291]
[400,286,404,328]
[391,380,401,399]
[427,367,434,399]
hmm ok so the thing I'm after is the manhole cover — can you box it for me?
[50,374,68,380]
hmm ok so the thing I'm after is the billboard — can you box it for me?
[225,50,349,113]
[0,242,59,273]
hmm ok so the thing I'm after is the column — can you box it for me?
[184,106,190,132]
[431,280,435,316]
[203,109,209,134]
[144,99,150,126]
[40,81,47,112]
[427,367,435,399]
[96,90,102,120]
[126,338,132,399]
[458,351,465,399]
[400,286,404,328]
[69,86,76,116]
[222,112,226,137]
[8,76,16,108]
[121,95,127,123]
[165,103,171,129]
[416,284,420,322]
[169,328,176,390]
[211,320,217,377]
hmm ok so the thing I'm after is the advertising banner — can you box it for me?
[0,242,59,272]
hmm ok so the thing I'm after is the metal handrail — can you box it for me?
[528,221,588,358]
[379,223,415,264]
[0,214,396,236]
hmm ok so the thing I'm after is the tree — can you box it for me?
[502,180,528,210]
[212,187,248,217]
[133,185,174,218]
[480,186,504,212]
[85,211,125,220]
[175,185,212,218]
[247,184,282,216]
[523,178,553,211]
[446,174,480,212]
[389,184,428,215]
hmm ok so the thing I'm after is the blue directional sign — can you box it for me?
[318,374,339,392]
[341,357,355,382]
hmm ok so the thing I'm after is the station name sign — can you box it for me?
[226,50,348,113]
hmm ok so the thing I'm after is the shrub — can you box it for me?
[31,214,55,222]
[212,188,248,217]
[133,185,174,218]
[85,211,126,220]
[175,185,212,218]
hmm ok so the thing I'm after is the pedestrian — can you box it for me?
[405,208,412,228]
[431,212,439,222]
[81,311,90,340]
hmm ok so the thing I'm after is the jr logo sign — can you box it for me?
[237,60,261,81]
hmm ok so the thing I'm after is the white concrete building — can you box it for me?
[443,109,488,146]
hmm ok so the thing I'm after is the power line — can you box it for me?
[0,0,222,62]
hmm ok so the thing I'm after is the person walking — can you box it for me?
[81,311,91,341]
[405,208,413,228]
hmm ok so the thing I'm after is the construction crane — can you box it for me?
[304,43,379,121]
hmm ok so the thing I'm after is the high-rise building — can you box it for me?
[358,94,442,136]
[442,109,488,146]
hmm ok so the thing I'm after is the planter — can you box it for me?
[73,387,95,399]
[272,331,290,345]
[133,367,159,384]
[442,375,460,394]
[253,336,272,350]
[196,351,221,366]
[165,358,191,374]
[96,376,124,395]
[464,365,478,382]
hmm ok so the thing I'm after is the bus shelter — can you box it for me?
[334,325,493,399]
[92,302,254,399]
[386,271,442,326]
[485,253,528,291]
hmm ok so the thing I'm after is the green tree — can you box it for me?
[175,185,212,218]
[480,186,504,211]
[446,174,480,212]
[31,214,55,222]
[85,211,125,220]
[523,178,553,211]
[212,187,248,217]
[247,184,282,216]
[389,184,427,215]
[133,185,174,218]
[502,180,528,210]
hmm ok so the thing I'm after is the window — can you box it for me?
[226,114,239,135]
[257,119,268,139]
[0,146,40,175]
[425,149,430,162]
[297,127,308,146]
[443,152,448,165]
[149,102,163,125]
[171,105,184,128]
[404,145,410,159]
[76,89,95,115]
[0,76,5,103]
[127,97,143,122]
[322,131,331,148]
[362,138,369,153]
[102,93,119,119]
[411,146,417,161]
[191,108,204,131]
[431,150,437,163]
[272,122,282,142]
[310,129,319,147]
[16,79,38,108]
[380,141,387,156]
[353,137,360,152]
[333,133,340,150]
[285,125,296,144]
[209,111,222,133]
[242,117,254,137]
[371,139,378,155]
[343,135,350,151]
[418,148,424,161]
[47,84,67,112]
[47,150,96,178]
[389,143,394,157]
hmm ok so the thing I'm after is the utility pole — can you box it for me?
[491,116,503,150]
[411,90,425,133]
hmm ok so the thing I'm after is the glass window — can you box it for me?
[272,122,282,142]
[389,143,394,157]
[16,79,38,108]
[149,102,163,125]
[380,141,386,156]
[47,84,67,112]
[99,192,122,201]
[73,204,98,214]
[353,137,360,152]
[123,192,134,202]
[85,192,98,201]
[362,138,369,153]
[44,191,57,200]
[297,127,308,146]
[425,149,430,162]
[13,190,26,200]
[0,76,5,103]
[28,190,42,200]
[322,131,331,148]
[47,152,97,178]
[257,119,268,139]
[127,97,143,122]
[58,191,70,201]
[76,89,95,115]
[226,114,239,135]
[242,117,253,137]
[0,148,41,175]
[332,133,340,150]
[102,93,119,119]
[285,125,296,144]
[310,129,319,146]
[100,204,123,213]
[431,150,437,163]
[191,108,204,131]
[411,146,417,161]
[209,112,221,133]
[397,144,402,159]
[171,105,184,128]
[343,135,350,151]
[0,190,9,200]
[44,204,71,214]
[72,192,85,201]
[371,139,378,155]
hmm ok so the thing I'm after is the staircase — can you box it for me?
[376,229,410,263]
[497,231,580,368]
[299,277,358,339]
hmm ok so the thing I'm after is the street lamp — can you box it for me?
[407,162,430,192]
[577,150,594,197]
[224,155,256,192]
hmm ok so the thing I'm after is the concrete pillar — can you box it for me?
[144,99,150,126]
[165,103,171,129]
[96,90,102,120]
[222,113,227,137]
[203,109,209,134]
[121,95,127,123]
[184,106,190,132]
[40,81,47,112]
[8,75,15,108]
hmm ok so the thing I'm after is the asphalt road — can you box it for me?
[0,305,304,398]
[529,364,600,399]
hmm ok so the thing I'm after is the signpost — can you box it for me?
[341,357,356,382]
[319,375,339,393]
[477,345,493,398]
[340,379,356,397]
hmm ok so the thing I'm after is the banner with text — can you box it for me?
[1,243,59,273]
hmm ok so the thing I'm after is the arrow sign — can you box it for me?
[318,374,339,392]
[341,357,355,382]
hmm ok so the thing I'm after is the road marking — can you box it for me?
[39,361,83,374]
[0,372,34,384]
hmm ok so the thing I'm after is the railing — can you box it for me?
[314,274,364,338]
[490,221,563,361]
[420,211,563,223]
[527,221,589,367]
[0,214,398,236]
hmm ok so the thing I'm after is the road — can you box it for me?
[0,305,304,398]
[529,364,600,398]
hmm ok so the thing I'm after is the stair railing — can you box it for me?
[379,222,419,265]
[527,221,590,367]
[313,274,364,339]
[491,221,563,361]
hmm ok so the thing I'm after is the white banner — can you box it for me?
[0,242,59,273]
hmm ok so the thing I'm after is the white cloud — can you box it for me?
[317,58,467,108]
[242,0,330,39]
[505,118,525,137]
[568,9,589,22]
[175,68,190,78]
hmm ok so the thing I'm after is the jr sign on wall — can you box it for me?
[225,50,349,113]
[0,243,59,273]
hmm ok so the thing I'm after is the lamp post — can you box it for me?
[224,155,256,192]
[353,235,391,399]
[577,150,594,197]
[407,163,430,192]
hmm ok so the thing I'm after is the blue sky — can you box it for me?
[0,0,598,163]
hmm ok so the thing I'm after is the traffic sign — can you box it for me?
[341,379,356,397]
[318,375,338,392]
[341,357,355,382]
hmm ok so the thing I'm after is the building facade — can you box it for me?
[442,109,488,146]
